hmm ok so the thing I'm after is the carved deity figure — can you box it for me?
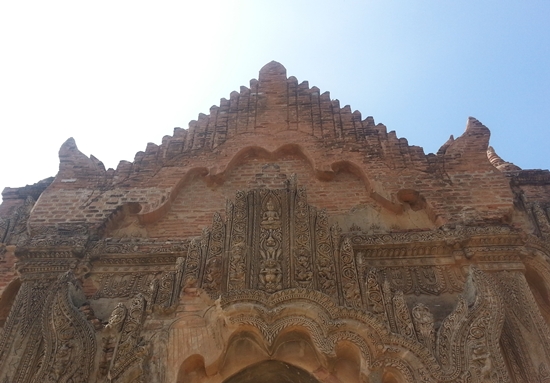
[344,281,361,304]
[366,269,385,315]
[204,257,222,292]
[259,233,283,292]
[390,268,408,291]
[412,303,435,351]
[295,248,313,282]
[229,243,246,282]
[261,199,281,229]
[318,256,335,291]
[260,258,283,292]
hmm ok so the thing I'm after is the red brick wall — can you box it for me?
[147,155,374,238]
[6,62,520,240]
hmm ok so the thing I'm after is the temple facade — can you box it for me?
[1,61,550,382]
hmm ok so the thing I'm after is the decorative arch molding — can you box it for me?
[133,143,407,226]
[218,289,429,377]
[370,357,415,383]
[219,289,420,374]
[171,308,372,383]
[213,267,509,383]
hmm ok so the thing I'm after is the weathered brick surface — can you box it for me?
[2,61,550,383]
[11,65,513,238]
[0,177,53,217]
[146,155,378,238]
[1,61,545,239]
[512,170,550,202]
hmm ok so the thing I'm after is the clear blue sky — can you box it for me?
[1,1,549,199]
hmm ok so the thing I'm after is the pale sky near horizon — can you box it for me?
[1,1,549,201]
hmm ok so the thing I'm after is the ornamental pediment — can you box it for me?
[179,176,358,306]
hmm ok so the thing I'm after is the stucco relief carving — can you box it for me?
[1,182,548,383]
[3,61,550,383]
[140,179,358,305]
[99,294,147,382]
[0,196,34,246]
[211,266,509,383]
[0,272,96,383]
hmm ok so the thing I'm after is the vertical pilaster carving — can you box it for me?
[339,237,362,308]
[314,209,337,300]
[437,296,467,370]
[183,238,202,289]
[150,271,175,310]
[293,186,313,288]
[462,268,509,383]
[99,303,127,378]
[33,272,96,383]
[0,279,51,383]
[500,319,535,383]
[258,192,284,292]
[496,270,550,382]
[382,279,398,333]
[365,268,389,326]
[392,290,417,341]
[532,203,550,238]
[149,257,185,313]
[227,191,248,291]
[331,223,343,305]
[203,212,225,297]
